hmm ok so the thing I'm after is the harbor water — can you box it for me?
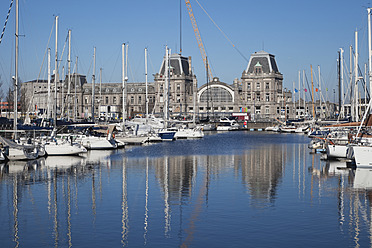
[0,131,371,247]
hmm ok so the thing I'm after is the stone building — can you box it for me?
[238,51,285,120]
[22,50,306,121]
[153,53,196,116]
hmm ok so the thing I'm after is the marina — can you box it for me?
[1,0,372,247]
[1,131,372,247]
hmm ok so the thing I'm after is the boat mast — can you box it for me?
[99,67,102,119]
[67,29,71,121]
[318,65,323,119]
[74,56,78,121]
[311,65,315,119]
[206,57,210,119]
[145,47,148,123]
[302,70,306,116]
[340,48,344,118]
[91,47,96,121]
[54,15,59,128]
[293,81,295,118]
[122,43,126,122]
[298,70,301,117]
[354,30,359,122]
[350,45,354,121]
[47,48,51,119]
[368,8,372,107]
[13,0,18,139]
[164,46,170,127]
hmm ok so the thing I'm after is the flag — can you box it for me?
[326,88,328,91]
[315,88,318,92]
[294,88,298,93]
[304,89,307,92]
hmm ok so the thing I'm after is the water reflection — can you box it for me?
[1,133,372,247]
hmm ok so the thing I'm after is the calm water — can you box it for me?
[0,131,371,247]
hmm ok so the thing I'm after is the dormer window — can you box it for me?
[254,62,262,74]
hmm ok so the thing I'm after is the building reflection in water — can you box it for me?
[0,143,290,247]
[5,141,372,247]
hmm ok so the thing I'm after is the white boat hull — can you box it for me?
[45,142,87,155]
[353,146,372,167]
[174,129,204,139]
[327,144,348,159]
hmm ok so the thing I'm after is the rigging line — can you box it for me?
[36,21,55,83]
[0,0,13,45]
[194,0,249,62]
[147,50,156,76]
[57,32,69,73]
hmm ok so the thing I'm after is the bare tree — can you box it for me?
[5,86,13,119]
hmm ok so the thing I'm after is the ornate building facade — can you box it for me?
[22,50,303,121]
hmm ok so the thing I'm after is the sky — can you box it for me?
[0,0,371,102]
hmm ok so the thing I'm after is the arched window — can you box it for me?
[200,87,233,102]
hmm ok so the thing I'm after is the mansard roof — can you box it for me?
[159,53,191,76]
[245,51,280,74]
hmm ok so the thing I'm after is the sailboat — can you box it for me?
[0,0,40,161]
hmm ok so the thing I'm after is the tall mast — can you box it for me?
[368,8,372,105]
[206,57,210,118]
[13,0,18,138]
[122,43,126,121]
[91,47,96,121]
[61,66,65,118]
[318,65,322,118]
[298,70,301,117]
[99,68,102,119]
[355,30,359,121]
[302,70,306,116]
[47,48,51,119]
[350,45,354,121]
[293,81,296,118]
[311,65,315,119]
[338,51,341,117]
[145,48,149,122]
[340,48,344,118]
[164,46,170,127]
[179,0,182,54]
[67,29,71,121]
[74,56,78,121]
[54,15,59,127]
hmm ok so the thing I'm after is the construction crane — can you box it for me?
[184,0,213,82]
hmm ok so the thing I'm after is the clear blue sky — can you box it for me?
[0,0,370,102]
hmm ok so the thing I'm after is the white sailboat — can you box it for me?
[0,0,39,161]
[44,136,87,155]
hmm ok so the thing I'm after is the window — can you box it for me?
[113,96,117,104]
[200,87,232,102]
[105,97,109,104]
[247,94,251,101]
[265,106,270,114]
[266,82,270,89]
[131,96,134,104]
[85,97,88,104]
[138,96,142,104]
[256,94,261,101]
[256,82,260,89]
[266,94,270,102]
[247,83,251,90]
